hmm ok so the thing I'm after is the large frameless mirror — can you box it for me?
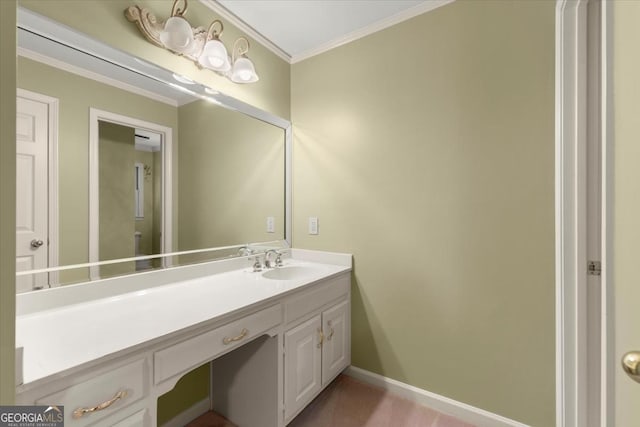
[15,8,291,293]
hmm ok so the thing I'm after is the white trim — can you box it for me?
[89,109,173,279]
[344,367,528,427]
[200,0,455,64]
[555,1,589,426]
[18,47,178,107]
[290,0,456,64]
[284,125,292,247]
[584,2,602,426]
[199,0,291,62]
[16,88,60,288]
[599,0,613,425]
[160,398,209,427]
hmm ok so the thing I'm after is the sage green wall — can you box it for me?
[17,57,178,283]
[99,122,136,277]
[19,0,290,120]
[291,1,555,425]
[178,100,285,251]
[157,364,209,426]
[613,1,640,423]
[0,0,16,405]
[135,150,158,256]
[152,151,162,255]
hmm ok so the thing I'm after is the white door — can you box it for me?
[610,1,640,424]
[322,300,349,386]
[284,315,322,422]
[16,94,49,292]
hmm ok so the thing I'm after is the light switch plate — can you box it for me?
[308,217,319,235]
[266,216,275,233]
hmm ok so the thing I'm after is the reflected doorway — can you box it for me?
[15,89,59,293]
[89,109,173,279]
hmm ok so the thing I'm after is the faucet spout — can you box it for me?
[264,249,278,269]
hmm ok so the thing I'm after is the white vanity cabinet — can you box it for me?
[17,356,152,427]
[283,274,351,423]
[16,251,352,427]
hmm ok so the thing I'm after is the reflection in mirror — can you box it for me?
[15,240,291,292]
[95,121,164,279]
[15,9,291,292]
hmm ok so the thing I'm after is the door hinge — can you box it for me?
[588,260,601,276]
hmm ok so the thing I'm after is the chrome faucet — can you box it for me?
[264,249,279,269]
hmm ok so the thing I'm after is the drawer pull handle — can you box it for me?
[223,328,249,345]
[327,321,335,341]
[317,328,324,348]
[72,390,127,419]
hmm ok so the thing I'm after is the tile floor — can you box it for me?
[187,375,475,427]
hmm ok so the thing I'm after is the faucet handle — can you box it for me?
[275,252,283,267]
[252,255,263,272]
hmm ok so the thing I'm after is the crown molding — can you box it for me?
[199,0,292,63]
[200,0,455,65]
[291,0,455,63]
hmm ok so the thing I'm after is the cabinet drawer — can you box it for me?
[285,274,349,325]
[36,358,147,427]
[154,304,281,384]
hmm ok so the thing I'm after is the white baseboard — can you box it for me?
[344,366,529,427]
[160,398,209,427]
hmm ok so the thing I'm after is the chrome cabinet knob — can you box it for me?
[30,239,44,249]
[622,351,640,383]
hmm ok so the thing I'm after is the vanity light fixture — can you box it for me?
[230,38,259,83]
[198,20,231,72]
[159,0,196,54]
[125,0,259,84]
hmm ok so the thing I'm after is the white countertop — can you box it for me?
[16,249,351,389]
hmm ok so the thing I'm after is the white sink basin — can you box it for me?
[262,266,317,280]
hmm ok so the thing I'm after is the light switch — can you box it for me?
[308,217,319,235]
[266,216,275,233]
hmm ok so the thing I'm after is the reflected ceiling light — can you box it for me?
[230,38,259,84]
[198,20,230,72]
[172,73,195,84]
[158,0,196,54]
[125,0,259,85]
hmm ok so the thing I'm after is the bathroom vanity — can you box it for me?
[15,249,352,427]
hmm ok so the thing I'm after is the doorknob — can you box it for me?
[30,239,44,249]
[622,351,640,383]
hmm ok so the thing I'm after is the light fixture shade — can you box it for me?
[198,39,231,72]
[160,16,196,53]
[230,57,259,83]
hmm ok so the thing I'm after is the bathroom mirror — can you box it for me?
[15,8,291,292]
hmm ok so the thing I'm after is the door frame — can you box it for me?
[599,0,613,424]
[555,0,611,426]
[88,108,173,278]
[16,88,59,287]
[555,0,589,426]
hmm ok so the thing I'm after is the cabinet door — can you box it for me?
[284,315,322,421]
[322,300,350,386]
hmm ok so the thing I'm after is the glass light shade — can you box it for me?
[230,57,259,83]
[160,16,195,53]
[198,39,231,72]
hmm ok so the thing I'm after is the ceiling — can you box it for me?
[210,0,454,63]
